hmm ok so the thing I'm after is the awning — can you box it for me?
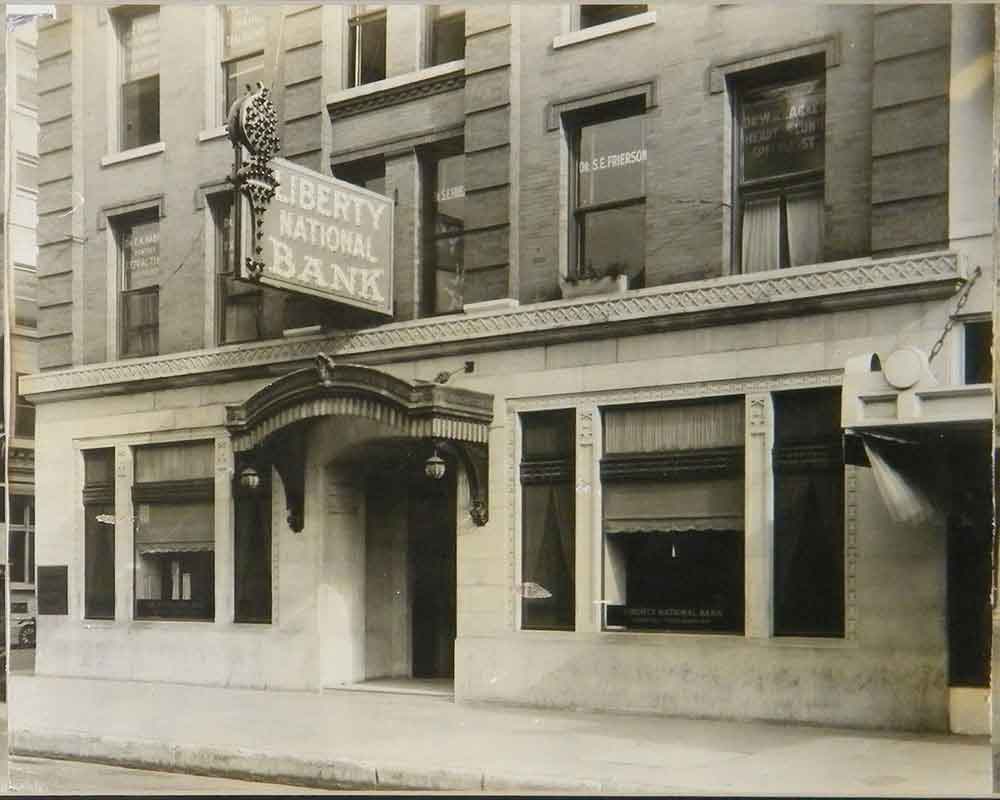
[857,434,943,527]
[137,542,214,555]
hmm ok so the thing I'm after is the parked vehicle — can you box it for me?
[17,616,35,649]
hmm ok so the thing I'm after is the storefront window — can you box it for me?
[572,101,646,285]
[117,209,160,358]
[579,4,647,29]
[428,6,465,65]
[117,7,160,150]
[601,397,745,633]
[735,66,825,272]
[133,441,215,621]
[520,410,576,631]
[772,387,844,637]
[83,449,116,620]
[222,6,266,117]
[8,496,34,585]
[348,9,387,88]
[422,143,466,314]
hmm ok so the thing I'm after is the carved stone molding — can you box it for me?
[22,251,963,403]
[327,69,465,120]
[844,465,859,641]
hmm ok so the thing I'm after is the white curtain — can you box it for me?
[604,397,744,454]
[741,197,780,273]
[786,192,824,267]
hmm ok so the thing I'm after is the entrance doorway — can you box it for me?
[409,470,457,679]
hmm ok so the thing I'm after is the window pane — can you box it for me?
[604,531,744,633]
[225,52,265,114]
[235,476,272,623]
[10,531,26,583]
[349,13,386,88]
[121,287,159,358]
[14,265,38,328]
[135,551,215,621]
[604,396,745,454]
[84,448,115,487]
[964,322,993,385]
[222,6,266,61]
[580,4,647,29]
[85,502,115,620]
[578,203,644,280]
[224,281,262,343]
[786,189,823,267]
[425,150,466,314]
[773,387,844,638]
[740,78,825,183]
[122,74,160,150]
[121,216,159,291]
[520,409,576,632]
[577,115,646,208]
[740,196,780,273]
[15,398,35,438]
[335,157,386,196]
[135,441,215,483]
[121,9,159,82]
[430,10,465,65]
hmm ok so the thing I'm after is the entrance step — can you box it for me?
[328,678,454,699]
[949,687,989,735]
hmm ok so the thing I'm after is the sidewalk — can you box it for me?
[8,674,993,795]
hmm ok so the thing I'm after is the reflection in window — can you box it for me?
[571,102,646,285]
[117,209,160,358]
[348,9,387,88]
[429,6,465,65]
[579,4,647,29]
[772,388,844,638]
[117,7,160,150]
[222,6,266,118]
[84,449,116,620]
[520,410,576,631]
[735,67,825,272]
[422,144,466,314]
[601,398,746,633]
[133,441,216,621]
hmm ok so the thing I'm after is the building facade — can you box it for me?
[13,2,997,752]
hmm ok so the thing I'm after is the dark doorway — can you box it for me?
[945,428,992,688]
[409,468,457,679]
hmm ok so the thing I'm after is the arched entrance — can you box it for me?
[226,355,493,691]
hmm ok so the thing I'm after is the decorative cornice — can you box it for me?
[327,66,466,120]
[21,251,965,403]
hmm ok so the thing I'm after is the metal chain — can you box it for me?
[927,265,983,364]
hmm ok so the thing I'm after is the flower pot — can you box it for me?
[558,273,629,300]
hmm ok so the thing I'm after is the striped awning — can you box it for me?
[225,356,494,453]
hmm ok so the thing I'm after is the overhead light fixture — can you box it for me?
[239,465,262,492]
[424,449,446,480]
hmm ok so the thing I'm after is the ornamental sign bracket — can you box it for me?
[227,83,395,316]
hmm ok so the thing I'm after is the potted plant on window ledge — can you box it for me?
[558,264,629,300]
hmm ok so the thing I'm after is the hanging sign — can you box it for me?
[245,158,394,315]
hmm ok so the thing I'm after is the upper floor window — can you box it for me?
[421,142,466,315]
[221,6,266,118]
[348,8,387,88]
[116,208,160,358]
[569,98,646,286]
[133,441,216,621]
[211,194,262,345]
[579,4,647,29]
[734,64,825,272]
[335,155,387,196]
[964,320,993,385]
[15,374,35,439]
[428,6,465,65]
[115,6,160,150]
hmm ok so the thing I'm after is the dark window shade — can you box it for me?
[335,156,387,196]
[520,410,576,630]
[121,75,160,150]
[430,10,465,65]
[579,4,647,28]
[10,531,26,583]
[772,387,844,638]
[83,449,116,620]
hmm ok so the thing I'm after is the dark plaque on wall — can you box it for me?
[37,566,69,615]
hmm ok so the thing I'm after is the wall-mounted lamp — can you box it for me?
[424,449,446,480]
[239,465,262,492]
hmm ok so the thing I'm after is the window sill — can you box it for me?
[198,126,228,143]
[326,59,465,107]
[552,11,657,50]
[100,141,166,167]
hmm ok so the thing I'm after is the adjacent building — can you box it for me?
[10,3,997,761]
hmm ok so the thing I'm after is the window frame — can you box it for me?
[112,5,161,154]
[566,96,647,284]
[730,59,826,273]
[210,192,263,346]
[113,207,161,360]
[347,7,388,89]
[420,139,468,316]
[83,448,116,621]
[426,6,465,68]
[577,4,648,31]
[218,6,267,125]
[8,494,35,588]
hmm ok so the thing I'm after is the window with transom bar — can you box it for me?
[115,6,160,151]
[221,6,266,120]
[427,6,465,66]
[422,141,467,315]
[347,8,387,88]
[733,58,825,272]
[116,208,160,359]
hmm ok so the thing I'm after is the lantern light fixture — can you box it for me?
[424,449,446,480]
[239,465,262,492]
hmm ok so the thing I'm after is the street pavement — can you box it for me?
[9,672,995,795]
